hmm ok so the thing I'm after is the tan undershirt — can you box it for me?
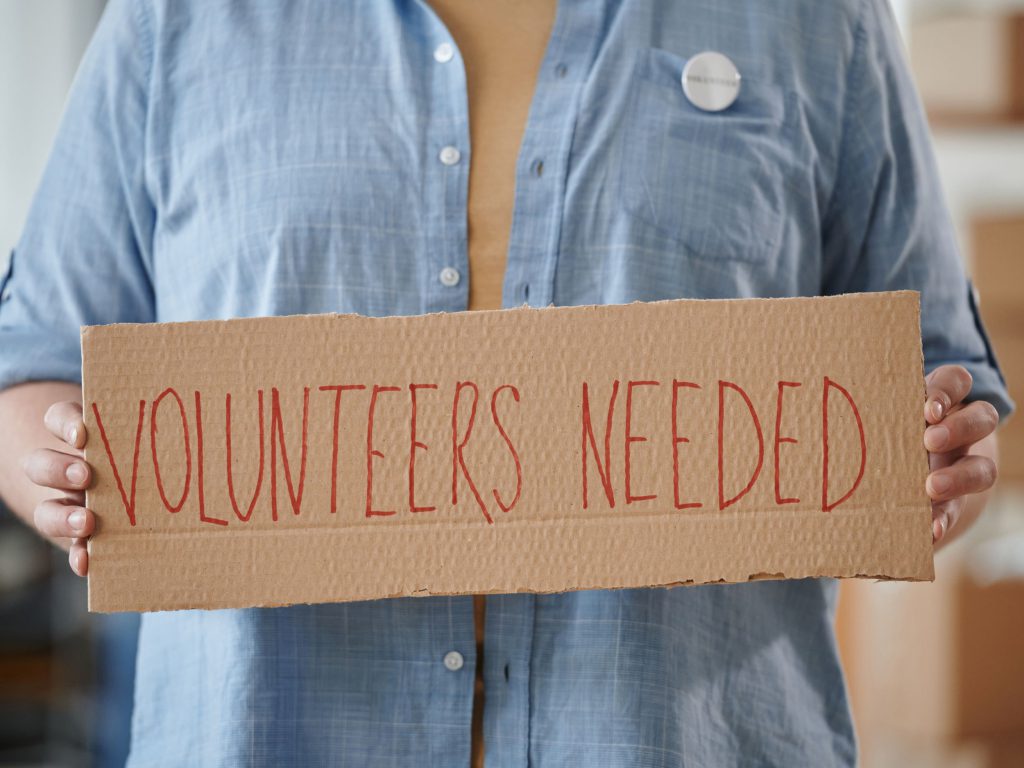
[425,2,557,767]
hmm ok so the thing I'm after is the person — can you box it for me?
[0,0,1013,765]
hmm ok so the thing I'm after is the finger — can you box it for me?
[931,498,962,544]
[926,454,998,502]
[69,538,89,577]
[924,400,999,453]
[924,366,973,424]
[43,401,86,449]
[929,442,968,472]
[21,448,91,491]
[33,498,94,540]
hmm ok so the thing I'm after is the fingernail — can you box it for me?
[66,463,87,485]
[68,426,79,446]
[933,514,947,543]
[926,425,949,451]
[930,400,944,421]
[929,474,953,495]
[68,509,85,533]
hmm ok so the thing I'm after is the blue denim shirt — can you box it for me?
[0,0,1013,765]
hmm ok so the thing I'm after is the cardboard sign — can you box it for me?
[82,292,934,612]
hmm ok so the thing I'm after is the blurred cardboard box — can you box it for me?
[972,214,1023,483]
[911,13,1024,125]
[874,738,1024,768]
[864,563,1024,740]
[973,214,1024,319]
[839,525,1024,765]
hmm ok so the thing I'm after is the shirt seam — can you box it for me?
[818,0,870,262]
[132,0,157,272]
[524,594,536,768]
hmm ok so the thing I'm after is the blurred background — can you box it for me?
[1,4,135,767]
[0,0,1021,766]
[835,3,1024,768]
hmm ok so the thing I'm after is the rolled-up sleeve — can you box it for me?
[821,0,1014,421]
[0,0,155,392]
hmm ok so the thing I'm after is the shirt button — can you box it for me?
[434,42,454,63]
[443,650,464,671]
[439,267,461,287]
[439,145,461,166]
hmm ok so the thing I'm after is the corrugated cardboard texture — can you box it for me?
[82,292,933,612]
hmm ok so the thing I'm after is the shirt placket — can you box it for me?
[481,593,536,768]
[412,10,479,768]
[421,12,471,314]
[484,4,605,767]
[501,0,603,311]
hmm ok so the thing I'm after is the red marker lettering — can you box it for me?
[149,387,191,514]
[822,377,867,512]
[451,381,491,524]
[91,399,146,527]
[408,383,438,514]
[718,380,765,510]
[270,386,310,520]
[581,380,619,509]
[319,384,365,514]
[773,381,801,505]
[624,380,659,504]
[194,391,227,526]
[671,380,702,510]
[225,390,265,523]
[490,384,522,514]
[366,385,400,517]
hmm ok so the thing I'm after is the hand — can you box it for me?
[20,402,94,576]
[923,365,999,545]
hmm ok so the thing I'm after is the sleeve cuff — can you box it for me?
[0,329,81,392]
[962,362,1016,424]
[924,359,1016,425]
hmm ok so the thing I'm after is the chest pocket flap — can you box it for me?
[618,47,796,264]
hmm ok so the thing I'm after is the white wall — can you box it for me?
[933,128,1024,266]
[0,0,105,270]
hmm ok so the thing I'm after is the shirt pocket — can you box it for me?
[617,48,795,264]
